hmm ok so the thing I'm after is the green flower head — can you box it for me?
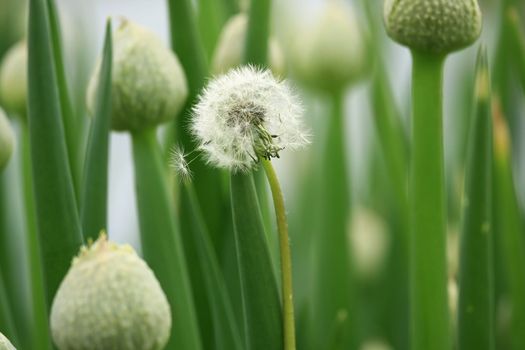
[384,0,482,55]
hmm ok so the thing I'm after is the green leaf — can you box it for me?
[131,129,202,350]
[181,183,243,350]
[492,99,525,350]
[457,47,495,350]
[0,268,18,347]
[46,0,81,201]
[80,20,112,241]
[27,0,83,307]
[230,172,282,350]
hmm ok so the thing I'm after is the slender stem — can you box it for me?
[262,159,296,350]
[409,51,451,350]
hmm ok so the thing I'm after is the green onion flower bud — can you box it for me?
[50,234,171,350]
[0,40,27,116]
[0,107,15,171]
[384,0,482,55]
[0,332,16,350]
[212,13,285,76]
[87,19,188,132]
[291,0,367,92]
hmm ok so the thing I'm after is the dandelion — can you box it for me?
[0,332,16,350]
[191,66,309,173]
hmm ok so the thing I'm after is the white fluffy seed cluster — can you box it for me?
[191,66,309,172]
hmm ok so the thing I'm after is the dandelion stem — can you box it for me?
[262,159,296,350]
[409,51,451,350]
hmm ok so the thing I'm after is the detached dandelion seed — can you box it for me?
[191,66,309,172]
[169,145,193,182]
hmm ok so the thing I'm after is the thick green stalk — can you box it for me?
[21,125,52,350]
[81,21,112,241]
[409,51,450,350]
[262,159,296,350]
[244,0,270,65]
[198,0,226,59]
[131,129,202,350]
[492,105,525,350]
[230,172,283,350]
[46,0,81,201]
[311,92,355,349]
[182,183,243,350]
[457,48,494,350]
[27,0,83,307]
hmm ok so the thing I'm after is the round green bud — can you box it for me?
[87,19,188,132]
[0,107,15,171]
[50,234,171,350]
[212,13,285,76]
[0,40,27,116]
[384,0,482,55]
[291,0,367,92]
[0,332,16,350]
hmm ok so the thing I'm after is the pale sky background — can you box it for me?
[52,0,524,250]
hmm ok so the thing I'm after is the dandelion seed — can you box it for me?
[169,145,193,182]
[191,66,310,172]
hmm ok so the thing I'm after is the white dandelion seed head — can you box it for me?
[191,66,309,172]
[169,145,193,182]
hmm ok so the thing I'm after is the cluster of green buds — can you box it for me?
[50,234,171,350]
[291,0,367,92]
[0,40,27,117]
[0,107,14,171]
[87,19,188,132]
[0,331,16,350]
[212,13,284,76]
[384,0,482,55]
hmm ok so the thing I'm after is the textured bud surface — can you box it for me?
[212,13,284,76]
[0,107,15,171]
[384,0,482,54]
[50,235,171,350]
[0,332,16,350]
[191,66,309,172]
[87,19,188,131]
[0,41,27,116]
[292,0,367,92]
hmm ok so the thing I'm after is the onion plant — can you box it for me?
[2,0,525,349]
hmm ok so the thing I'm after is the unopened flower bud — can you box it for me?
[291,0,367,92]
[87,19,188,132]
[0,332,16,350]
[0,40,27,116]
[50,234,171,350]
[0,107,15,171]
[384,0,482,55]
[212,13,285,76]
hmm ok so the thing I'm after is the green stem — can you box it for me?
[457,48,494,350]
[311,91,355,349]
[131,128,202,350]
[262,159,296,350]
[409,51,450,350]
